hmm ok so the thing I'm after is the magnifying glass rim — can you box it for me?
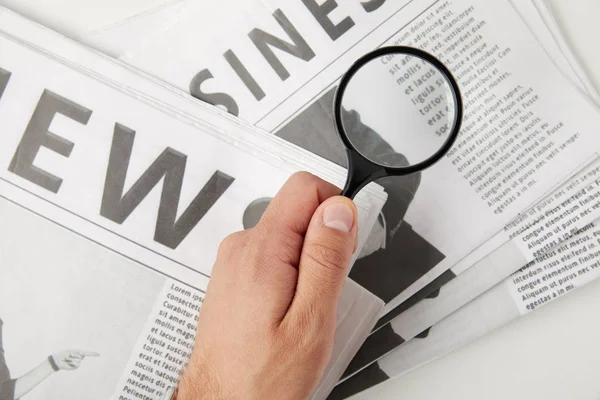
[334,46,463,175]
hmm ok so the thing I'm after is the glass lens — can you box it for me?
[339,52,458,168]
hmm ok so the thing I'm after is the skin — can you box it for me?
[177,172,359,400]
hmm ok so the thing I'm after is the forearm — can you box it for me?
[14,358,55,399]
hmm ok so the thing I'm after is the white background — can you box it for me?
[2,1,600,399]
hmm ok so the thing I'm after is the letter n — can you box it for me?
[249,9,315,81]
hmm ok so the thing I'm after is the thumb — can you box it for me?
[289,196,358,321]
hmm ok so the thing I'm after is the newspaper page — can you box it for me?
[340,156,600,380]
[327,0,600,382]
[333,215,600,399]
[125,0,600,318]
[338,26,600,386]
[0,25,385,399]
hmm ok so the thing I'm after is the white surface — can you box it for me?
[2,1,600,399]
[0,0,170,38]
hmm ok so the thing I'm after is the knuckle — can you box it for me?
[270,228,303,265]
[286,171,325,193]
[250,225,302,268]
[217,235,235,255]
[288,171,317,186]
[287,171,338,196]
[305,240,349,273]
[217,231,247,256]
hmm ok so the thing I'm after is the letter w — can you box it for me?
[101,124,235,249]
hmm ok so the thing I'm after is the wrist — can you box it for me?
[48,355,60,372]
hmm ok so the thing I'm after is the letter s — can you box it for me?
[189,69,240,116]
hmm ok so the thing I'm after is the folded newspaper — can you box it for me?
[0,8,389,400]
[99,0,600,388]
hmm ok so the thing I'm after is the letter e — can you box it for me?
[8,90,92,193]
[301,0,355,41]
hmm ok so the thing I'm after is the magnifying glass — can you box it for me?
[334,46,463,199]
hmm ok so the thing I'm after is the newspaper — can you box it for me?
[329,2,600,396]
[73,0,600,383]
[335,217,600,398]
[8,0,600,396]
[116,0,600,378]
[339,153,600,379]
[332,0,600,378]
[122,0,600,324]
[0,11,388,399]
[79,0,600,351]
[80,0,600,383]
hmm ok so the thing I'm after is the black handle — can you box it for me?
[341,149,386,199]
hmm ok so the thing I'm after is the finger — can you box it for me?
[244,172,340,321]
[69,353,85,360]
[287,196,358,325]
[253,172,340,267]
[215,230,251,265]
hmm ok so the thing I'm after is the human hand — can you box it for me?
[50,351,99,371]
[178,172,358,400]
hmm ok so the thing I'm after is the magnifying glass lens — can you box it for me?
[339,53,458,168]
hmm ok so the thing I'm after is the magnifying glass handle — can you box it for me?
[341,151,386,200]
[341,177,363,200]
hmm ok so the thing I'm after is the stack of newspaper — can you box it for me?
[2,0,600,398]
